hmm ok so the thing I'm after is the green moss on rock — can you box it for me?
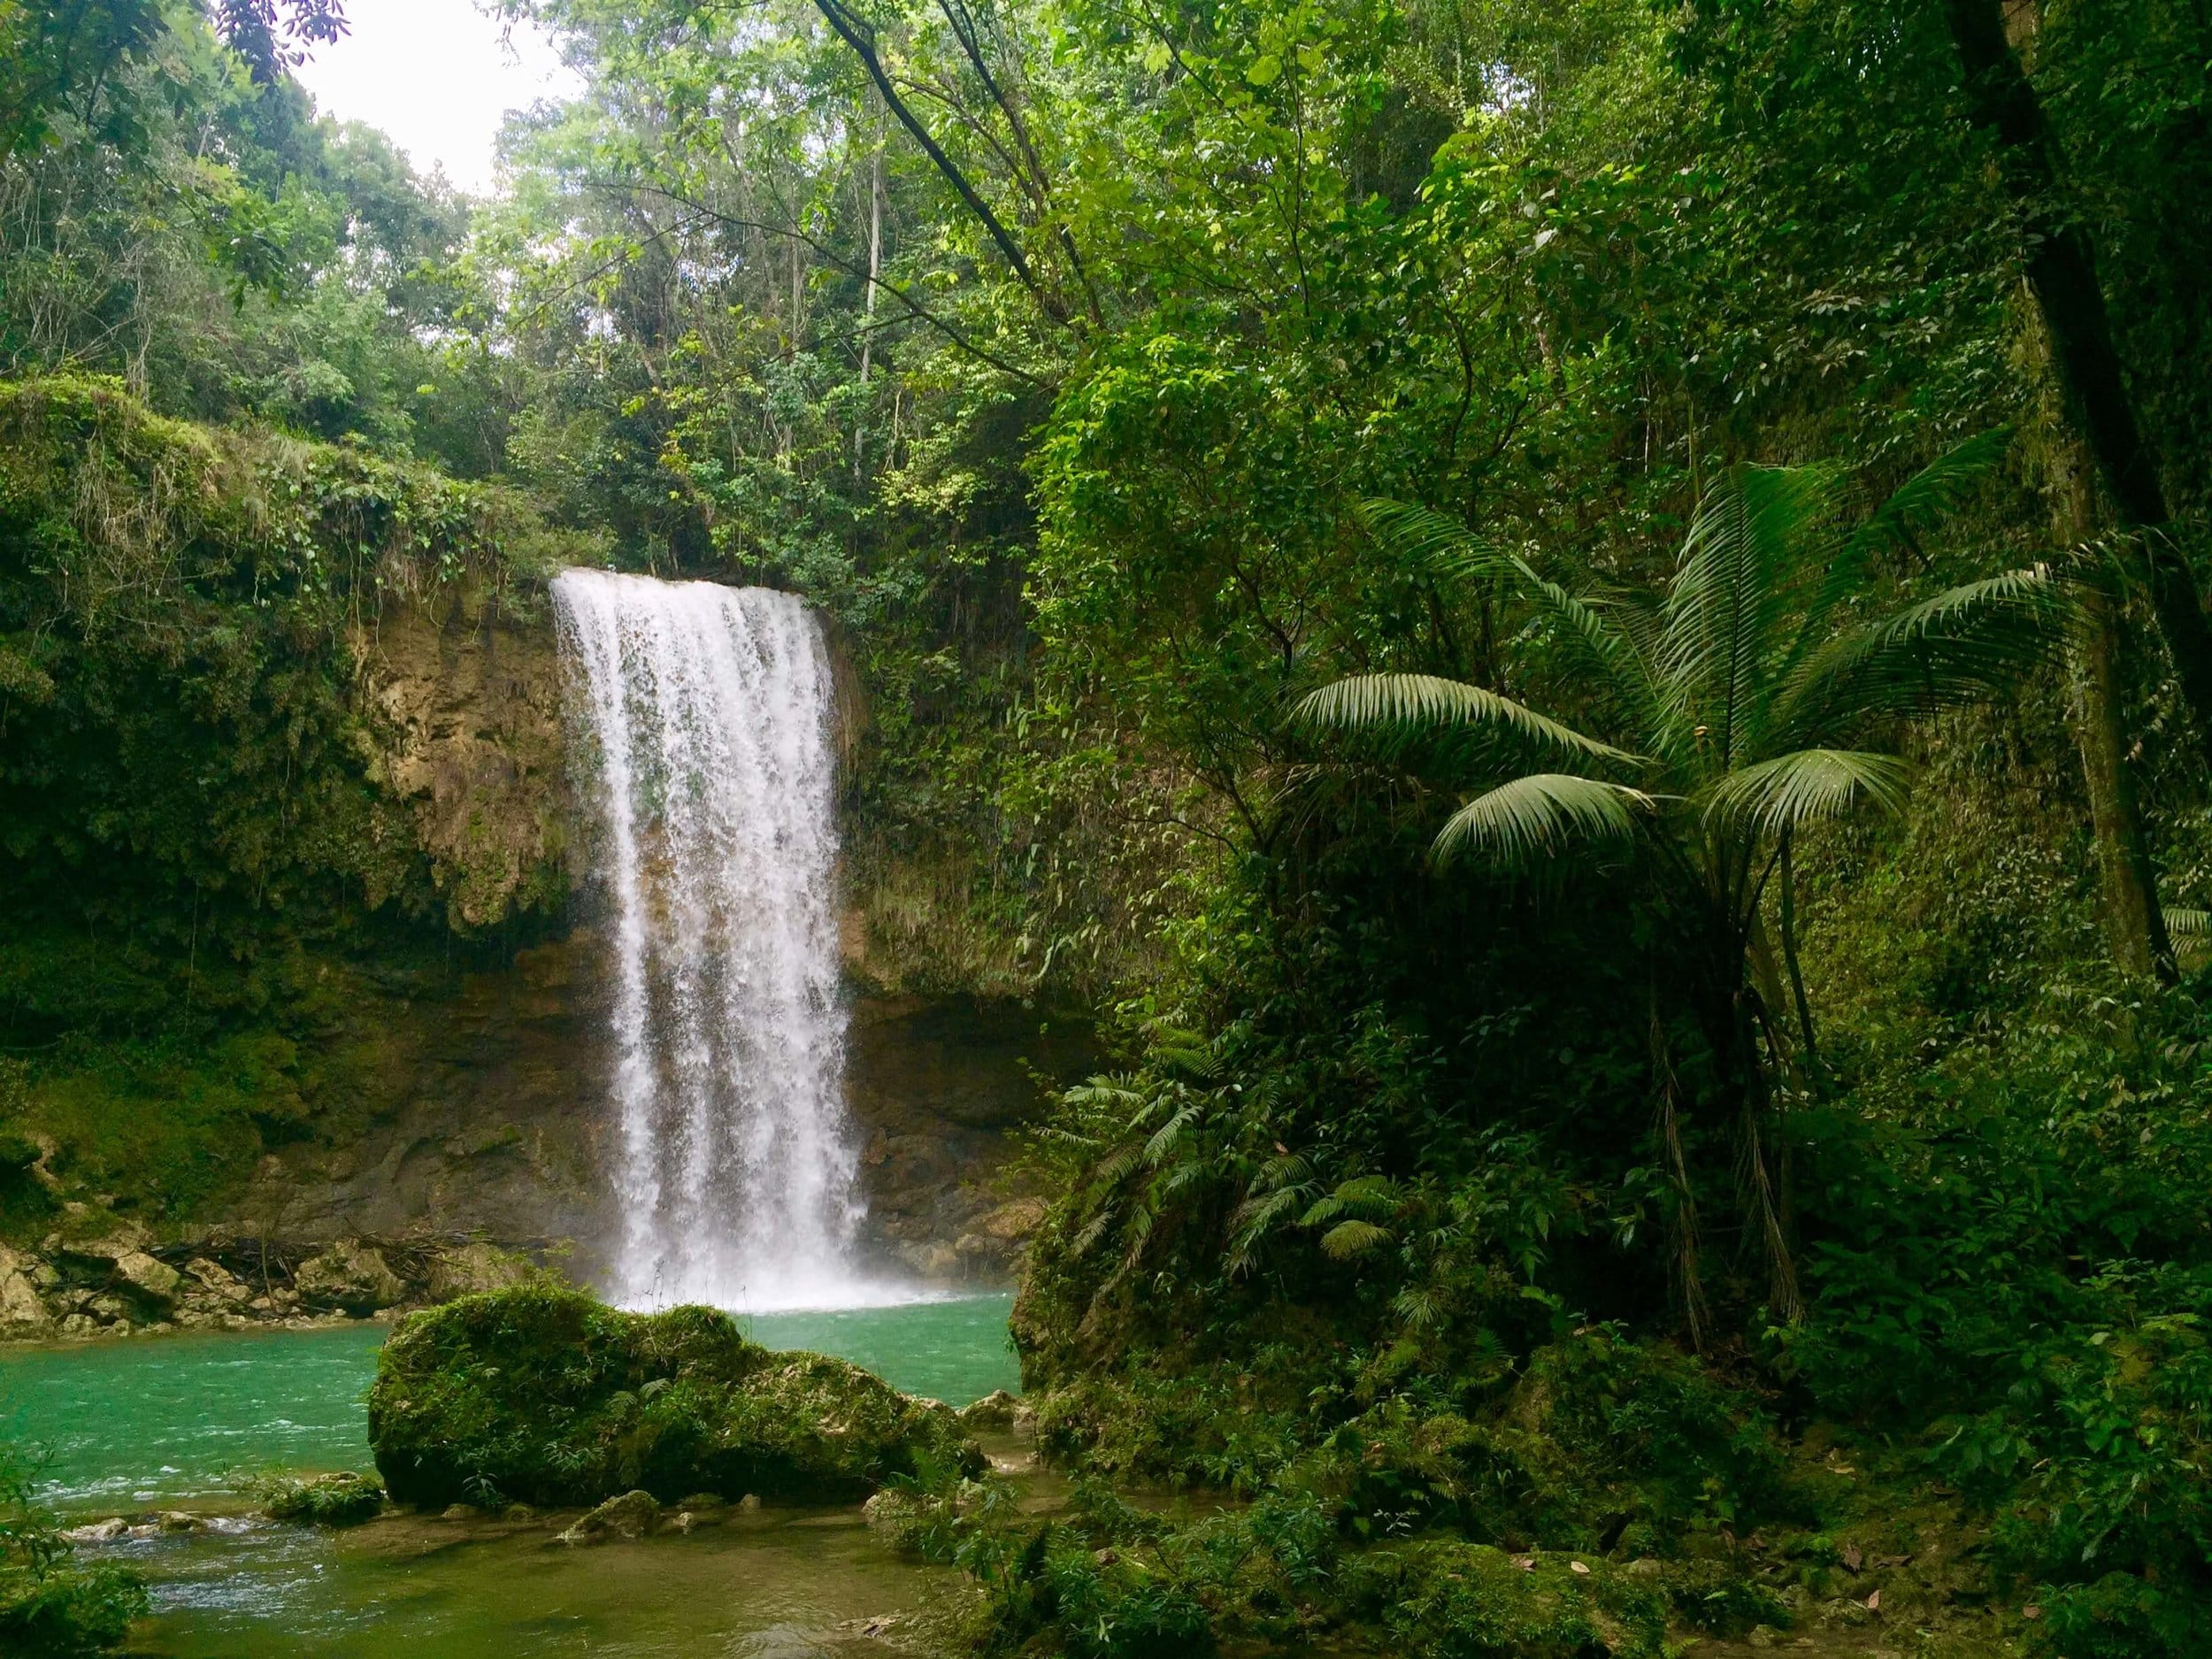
[257,1471,387,1526]
[366,1285,983,1509]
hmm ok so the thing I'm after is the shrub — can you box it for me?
[0,1448,147,1656]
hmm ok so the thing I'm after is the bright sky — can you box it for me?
[291,1,582,195]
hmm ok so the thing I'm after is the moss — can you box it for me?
[256,1471,386,1526]
[366,1284,983,1509]
[1340,1540,1669,1659]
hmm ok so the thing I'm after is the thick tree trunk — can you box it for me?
[1946,0,2212,770]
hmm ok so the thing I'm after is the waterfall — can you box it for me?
[552,569,865,1312]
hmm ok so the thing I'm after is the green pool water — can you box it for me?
[0,1293,1019,1510]
[0,1294,1021,1656]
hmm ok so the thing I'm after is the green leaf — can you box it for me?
[1296,673,1640,764]
[1700,748,1911,835]
[1432,772,1655,869]
[1321,1219,1391,1259]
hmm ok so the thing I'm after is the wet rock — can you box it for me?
[58,1312,98,1338]
[957,1390,1021,1432]
[425,1240,532,1302]
[294,1241,406,1315]
[62,1518,130,1544]
[556,1489,659,1545]
[157,1511,202,1533]
[0,1244,53,1336]
[113,1251,183,1307]
[369,1285,984,1511]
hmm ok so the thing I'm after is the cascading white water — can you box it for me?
[553,569,865,1312]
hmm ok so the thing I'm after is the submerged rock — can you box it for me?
[367,1285,984,1511]
[557,1489,659,1545]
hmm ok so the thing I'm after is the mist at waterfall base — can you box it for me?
[554,570,923,1315]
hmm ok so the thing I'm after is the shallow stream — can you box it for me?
[0,1294,1020,1655]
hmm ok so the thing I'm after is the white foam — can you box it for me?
[555,572,870,1315]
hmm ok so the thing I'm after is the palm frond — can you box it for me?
[1431,772,1655,869]
[1361,497,1662,735]
[1777,566,2068,745]
[2166,907,2210,940]
[1063,1075,1150,1114]
[1142,1102,1202,1167]
[1330,1173,1401,1212]
[2164,906,2212,971]
[1296,673,1638,764]
[1663,463,1846,761]
[1392,1286,1444,1332]
[1358,497,1507,580]
[1226,1183,1313,1277]
[1701,748,1912,836]
[1320,1219,1393,1260]
[1837,428,2013,574]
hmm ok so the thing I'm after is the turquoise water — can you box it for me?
[0,1294,1020,1656]
[0,1294,1018,1510]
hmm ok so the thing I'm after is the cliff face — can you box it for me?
[352,591,571,933]
[219,589,1081,1286]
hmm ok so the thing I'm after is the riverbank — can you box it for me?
[0,1208,540,1342]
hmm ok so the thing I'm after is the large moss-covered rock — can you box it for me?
[366,1285,981,1509]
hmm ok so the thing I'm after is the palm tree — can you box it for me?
[1297,435,2062,1333]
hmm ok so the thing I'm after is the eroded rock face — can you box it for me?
[294,1241,408,1315]
[369,1286,984,1510]
[218,944,1088,1289]
[180,597,1094,1285]
[0,1244,51,1335]
[0,1230,546,1340]
[352,593,567,932]
[845,996,1092,1283]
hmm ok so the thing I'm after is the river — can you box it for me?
[0,1294,1019,1655]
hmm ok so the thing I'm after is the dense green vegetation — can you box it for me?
[4,0,2212,1653]
[368,1284,983,1507]
[0,1448,146,1658]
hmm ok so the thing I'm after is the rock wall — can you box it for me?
[352,589,570,932]
[221,931,1085,1288]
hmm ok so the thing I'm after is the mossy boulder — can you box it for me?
[365,1285,982,1509]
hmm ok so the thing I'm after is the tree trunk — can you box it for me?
[856,124,882,481]
[2073,582,2175,980]
[1945,0,2212,771]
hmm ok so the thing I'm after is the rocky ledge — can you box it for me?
[0,1205,538,1341]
